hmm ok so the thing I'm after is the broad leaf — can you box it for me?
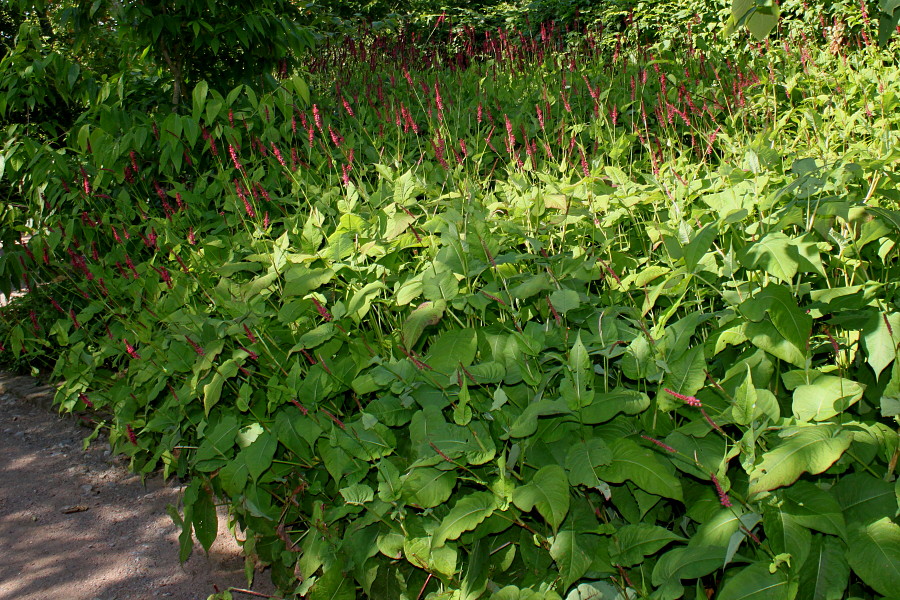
[846,518,900,597]
[610,524,685,567]
[565,438,613,488]
[598,438,683,501]
[797,534,849,600]
[792,376,864,422]
[748,425,854,495]
[716,562,792,600]
[513,465,570,531]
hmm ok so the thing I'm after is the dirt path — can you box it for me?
[0,373,280,600]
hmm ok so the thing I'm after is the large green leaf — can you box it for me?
[550,530,593,590]
[797,535,850,600]
[862,312,900,378]
[191,481,218,553]
[792,376,864,422]
[741,285,812,352]
[565,438,613,488]
[427,328,478,373]
[598,438,683,501]
[401,300,446,348]
[846,518,900,597]
[432,492,496,547]
[658,346,706,406]
[832,472,897,526]
[401,467,457,508]
[716,562,792,600]
[243,430,277,481]
[609,524,685,567]
[513,465,571,531]
[309,561,356,600]
[738,233,799,282]
[763,509,811,570]
[748,425,854,495]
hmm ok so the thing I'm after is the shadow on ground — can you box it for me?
[0,374,280,600]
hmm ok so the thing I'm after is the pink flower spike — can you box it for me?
[665,388,702,407]
[124,339,141,360]
[711,473,732,507]
[641,434,677,453]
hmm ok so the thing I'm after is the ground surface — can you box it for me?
[0,373,280,600]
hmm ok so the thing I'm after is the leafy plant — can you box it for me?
[1,4,898,599]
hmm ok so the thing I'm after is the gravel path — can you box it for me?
[0,373,280,600]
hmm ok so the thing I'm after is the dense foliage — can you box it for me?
[1,1,899,599]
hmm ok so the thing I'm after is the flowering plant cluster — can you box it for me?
[1,4,899,599]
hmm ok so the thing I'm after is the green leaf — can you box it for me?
[797,535,850,600]
[549,288,580,314]
[283,266,334,296]
[741,285,812,352]
[192,482,218,553]
[846,518,900,597]
[401,300,446,348]
[432,491,496,548]
[862,312,900,378]
[684,224,718,272]
[192,80,208,116]
[716,562,792,600]
[550,530,593,590]
[659,345,706,404]
[763,509,811,570]
[309,562,355,600]
[510,273,551,300]
[243,431,277,481]
[194,416,238,464]
[422,265,458,301]
[598,438,683,501]
[652,545,726,590]
[748,426,854,496]
[508,400,570,438]
[610,524,685,567]
[832,472,897,526]
[401,467,457,509]
[781,482,846,538]
[340,483,374,505]
[513,465,570,531]
[792,376,864,422]
[427,328,478,373]
[565,438,613,488]
[739,232,799,282]
[393,169,418,203]
[732,364,757,426]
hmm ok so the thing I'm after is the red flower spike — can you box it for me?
[665,388,702,407]
[710,473,732,507]
[185,336,204,356]
[78,393,94,409]
[123,339,141,360]
[641,434,677,453]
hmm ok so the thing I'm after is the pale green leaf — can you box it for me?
[792,376,864,422]
[401,300,446,349]
[748,426,854,495]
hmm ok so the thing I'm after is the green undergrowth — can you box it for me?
[1,9,899,600]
